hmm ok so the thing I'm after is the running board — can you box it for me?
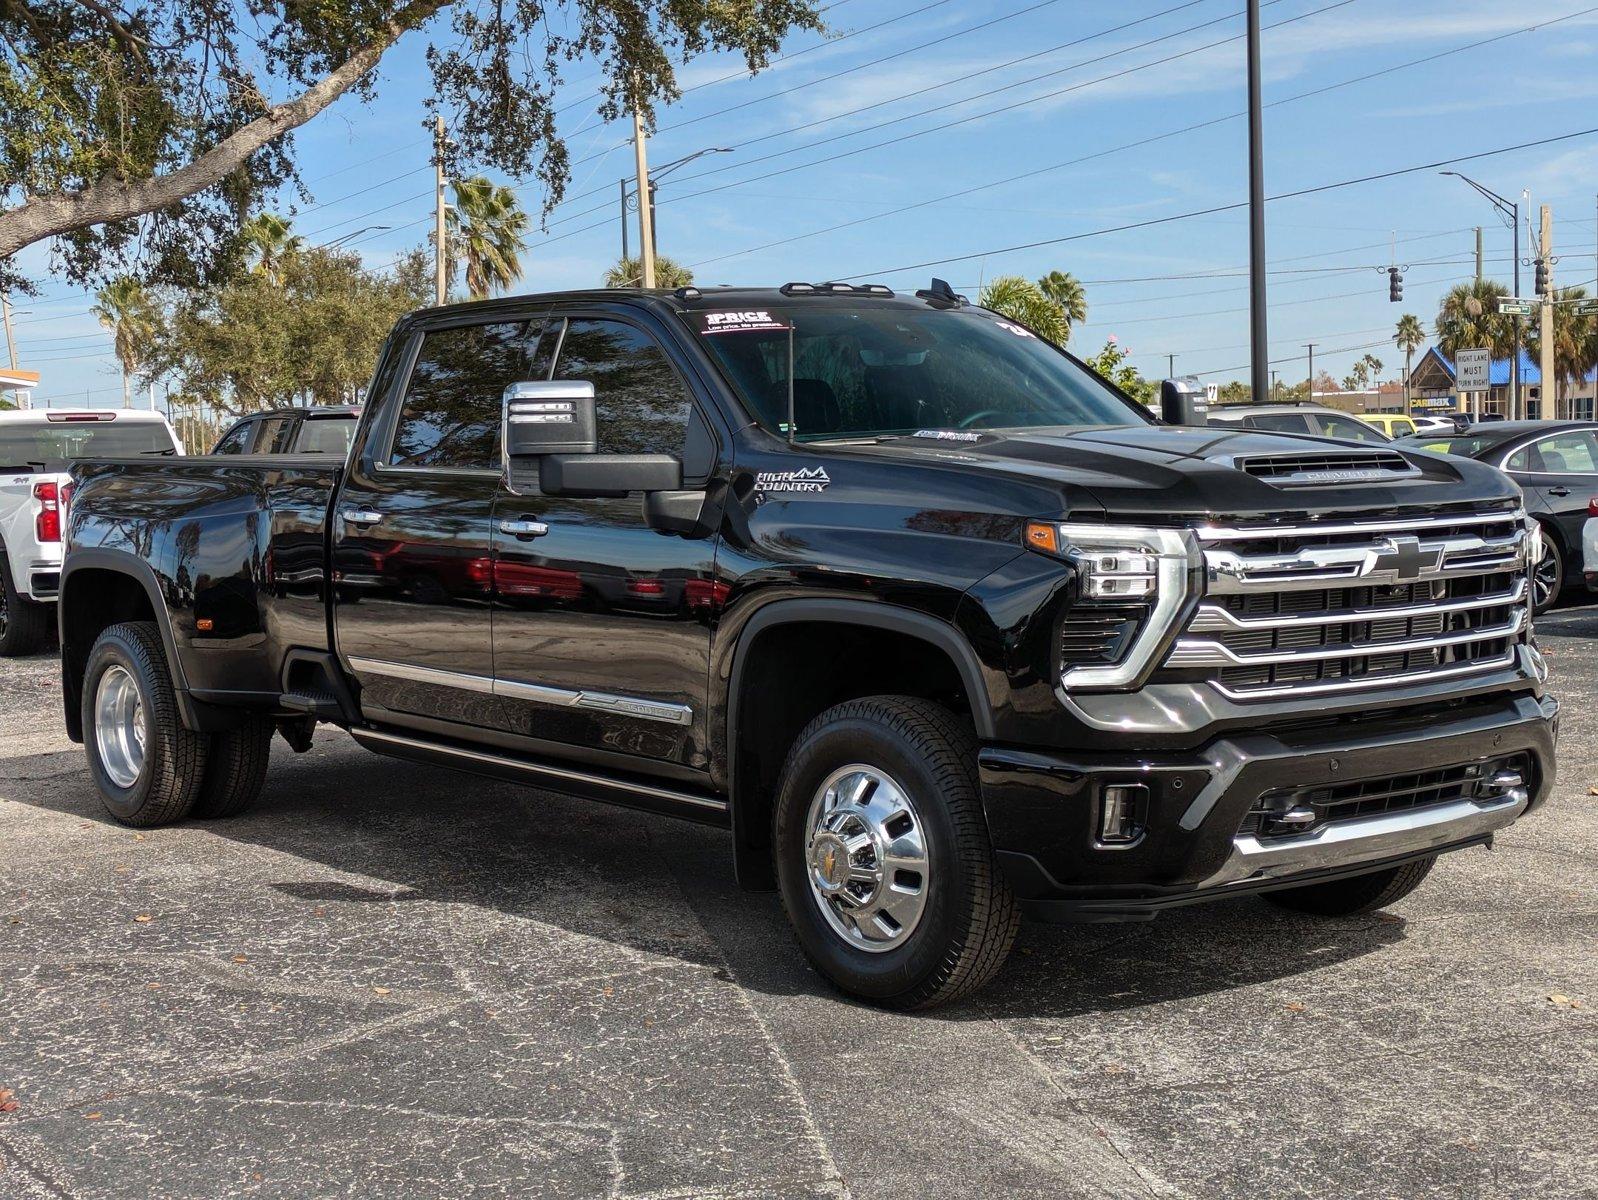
[349,726,730,826]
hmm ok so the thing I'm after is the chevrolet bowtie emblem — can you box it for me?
[1372,536,1441,582]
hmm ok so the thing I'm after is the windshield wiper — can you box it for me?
[140,448,179,455]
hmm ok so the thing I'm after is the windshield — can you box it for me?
[1409,435,1503,459]
[0,418,177,468]
[686,304,1147,440]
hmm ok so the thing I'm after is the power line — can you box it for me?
[832,125,1598,282]
[672,4,1598,273]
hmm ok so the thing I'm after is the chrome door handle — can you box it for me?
[341,507,383,526]
[499,518,550,538]
[1548,486,1570,497]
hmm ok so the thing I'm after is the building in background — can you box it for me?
[0,367,39,410]
[1406,348,1597,421]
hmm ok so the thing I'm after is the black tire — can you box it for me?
[191,716,273,819]
[1532,528,1563,614]
[0,550,51,657]
[82,621,209,828]
[1264,856,1436,917]
[773,695,1020,1010]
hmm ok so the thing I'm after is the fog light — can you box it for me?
[1098,783,1149,845]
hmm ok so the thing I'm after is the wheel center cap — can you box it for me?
[809,832,852,894]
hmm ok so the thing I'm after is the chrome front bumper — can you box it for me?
[1198,786,1529,891]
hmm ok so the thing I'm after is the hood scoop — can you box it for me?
[1231,449,1419,486]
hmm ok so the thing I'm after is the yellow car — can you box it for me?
[1358,413,1418,438]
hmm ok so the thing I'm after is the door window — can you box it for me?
[1509,431,1598,474]
[554,318,692,455]
[390,320,543,469]
[253,416,294,453]
[212,422,253,454]
[1314,413,1388,443]
[1247,413,1314,434]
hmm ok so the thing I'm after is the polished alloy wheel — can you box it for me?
[1533,552,1560,610]
[804,764,930,953]
[94,664,148,789]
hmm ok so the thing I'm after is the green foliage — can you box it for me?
[978,270,1087,345]
[0,0,823,293]
[152,246,432,413]
[240,214,306,284]
[447,176,529,298]
[1341,353,1384,392]
[604,255,695,289]
[1082,337,1155,406]
[1435,279,1513,360]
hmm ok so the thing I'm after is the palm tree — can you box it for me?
[92,277,158,407]
[1527,286,1597,418]
[1036,270,1087,337]
[979,276,1071,345]
[605,255,694,289]
[447,176,528,298]
[1435,279,1513,361]
[240,213,303,283]
[1394,313,1425,415]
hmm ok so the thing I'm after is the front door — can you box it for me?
[333,315,544,733]
[489,311,723,772]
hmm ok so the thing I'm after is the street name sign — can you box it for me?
[1456,348,1491,391]
[1497,299,1537,317]
[1576,300,1598,317]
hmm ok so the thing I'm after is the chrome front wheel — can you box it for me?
[94,663,148,789]
[804,764,930,953]
[1533,536,1562,613]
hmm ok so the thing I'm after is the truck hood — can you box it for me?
[848,423,1523,522]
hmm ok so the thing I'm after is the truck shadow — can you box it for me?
[5,739,1406,1019]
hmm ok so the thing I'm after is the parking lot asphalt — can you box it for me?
[1,607,1595,1200]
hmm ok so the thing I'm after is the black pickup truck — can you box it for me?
[60,282,1557,1008]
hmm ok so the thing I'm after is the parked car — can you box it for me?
[0,408,180,656]
[211,406,361,457]
[1205,402,1393,442]
[1412,413,1470,434]
[1358,413,1418,439]
[1401,420,1598,610]
[58,284,1556,1009]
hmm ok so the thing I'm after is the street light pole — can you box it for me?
[1306,343,1316,400]
[615,147,732,285]
[1246,0,1269,406]
[1440,171,1521,419]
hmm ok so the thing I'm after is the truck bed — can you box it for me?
[66,455,344,701]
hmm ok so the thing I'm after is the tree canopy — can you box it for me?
[0,0,822,293]
[152,244,431,412]
[978,271,1087,346]
[604,255,694,289]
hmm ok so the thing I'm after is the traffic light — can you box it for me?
[1534,258,1549,296]
[1388,267,1403,303]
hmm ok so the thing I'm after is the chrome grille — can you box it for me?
[1167,510,1531,699]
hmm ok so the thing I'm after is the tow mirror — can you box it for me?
[503,380,597,457]
[1160,376,1209,426]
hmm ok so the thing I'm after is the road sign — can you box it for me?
[1576,300,1598,316]
[1497,299,1537,317]
[1456,348,1491,391]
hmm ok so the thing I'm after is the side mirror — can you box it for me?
[540,453,682,499]
[1160,376,1209,426]
[503,380,597,457]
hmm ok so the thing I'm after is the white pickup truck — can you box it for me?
[1,408,181,655]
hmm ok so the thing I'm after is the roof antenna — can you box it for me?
[916,277,965,307]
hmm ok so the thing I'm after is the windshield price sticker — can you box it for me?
[698,310,791,334]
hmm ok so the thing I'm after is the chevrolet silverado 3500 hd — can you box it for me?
[59,282,1556,1008]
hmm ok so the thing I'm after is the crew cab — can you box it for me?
[211,405,361,458]
[1,408,179,655]
[58,284,1557,1008]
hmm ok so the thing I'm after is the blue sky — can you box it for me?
[12,0,1598,406]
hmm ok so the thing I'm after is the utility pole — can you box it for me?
[1167,354,1175,379]
[1,295,16,370]
[1475,227,1484,282]
[630,82,657,289]
[1539,204,1555,418]
[1305,343,1316,400]
[1245,0,1268,405]
[432,115,448,307]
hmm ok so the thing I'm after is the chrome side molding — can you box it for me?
[347,656,694,726]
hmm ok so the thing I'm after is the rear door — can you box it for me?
[332,313,545,733]
[1504,430,1598,569]
[487,309,723,771]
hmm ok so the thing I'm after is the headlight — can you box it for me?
[1026,522,1200,691]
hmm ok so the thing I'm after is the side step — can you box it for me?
[280,688,344,719]
[349,726,731,827]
